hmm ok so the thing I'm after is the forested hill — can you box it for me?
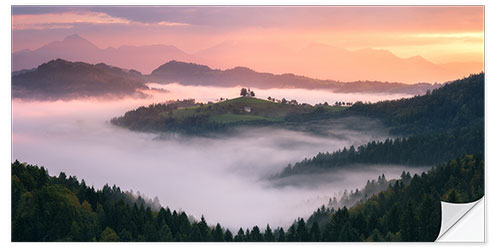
[12,160,227,242]
[276,73,484,178]
[149,60,440,94]
[278,126,483,177]
[12,154,484,241]
[12,59,148,100]
[305,154,484,242]
[347,72,484,136]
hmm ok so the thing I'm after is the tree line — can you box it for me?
[305,153,483,241]
[12,153,483,242]
[278,124,483,177]
[347,73,484,136]
[278,73,484,177]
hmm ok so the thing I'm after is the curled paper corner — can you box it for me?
[436,197,484,242]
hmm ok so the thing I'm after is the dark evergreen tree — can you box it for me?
[400,201,418,241]
[250,226,264,242]
[158,224,173,241]
[264,224,274,242]
[337,222,359,242]
[234,228,246,242]
[286,224,297,242]
[296,218,309,241]
[213,223,224,242]
[309,221,321,241]
[188,224,202,242]
[223,229,233,242]
[276,227,286,242]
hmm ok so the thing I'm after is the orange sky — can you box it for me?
[11,6,484,83]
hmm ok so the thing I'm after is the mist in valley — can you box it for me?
[12,84,427,230]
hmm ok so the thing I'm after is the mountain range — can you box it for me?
[12,58,444,100]
[192,41,483,84]
[12,34,197,74]
[149,60,442,94]
[12,34,482,83]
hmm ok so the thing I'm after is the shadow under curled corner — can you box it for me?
[436,197,485,242]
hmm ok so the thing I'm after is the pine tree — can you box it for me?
[310,221,321,241]
[286,224,297,242]
[276,227,286,242]
[296,218,309,241]
[234,228,245,242]
[264,224,274,242]
[337,222,359,242]
[223,229,233,242]
[250,226,263,242]
[158,224,173,241]
[197,215,209,240]
[188,224,202,242]
[401,201,418,241]
[417,194,439,241]
[213,223,224,242]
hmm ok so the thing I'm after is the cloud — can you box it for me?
[13,6,483,32]
[148,21,189,27]
[12,10,190,31]
[12,11,131,30]
[11,6,77,15]
[13,23,74,30]
[412,32,484,39]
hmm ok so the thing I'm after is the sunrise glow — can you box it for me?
[12,6,484,83]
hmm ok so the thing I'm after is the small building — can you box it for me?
[243,107,252,113]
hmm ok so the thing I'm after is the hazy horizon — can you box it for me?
[12,6,484,83]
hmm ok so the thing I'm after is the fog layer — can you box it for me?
[12,84,424,230]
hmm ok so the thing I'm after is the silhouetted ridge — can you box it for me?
[152,60,213,76]
[12,59,148,100]
[149,60,441,94]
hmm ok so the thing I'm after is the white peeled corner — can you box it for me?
[436,197,484,242]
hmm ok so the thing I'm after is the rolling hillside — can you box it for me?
[275,73,484,178]
[12,59,149,100]
[111,96,347,134]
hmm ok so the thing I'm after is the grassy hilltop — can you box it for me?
[111,96,347,134]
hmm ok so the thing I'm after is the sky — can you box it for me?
[12,6,484,62]
[11,6,484,82]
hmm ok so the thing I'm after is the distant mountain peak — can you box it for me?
[55,34,98,49]
[63,34,86,41]
[355,47,394,56]
[406,55,433,64]
[12,35,197,73]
